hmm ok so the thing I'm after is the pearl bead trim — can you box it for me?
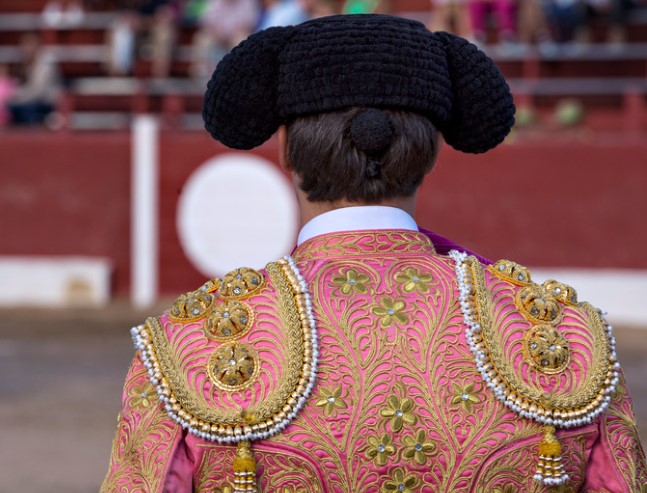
[131,255,319,444]
[448,250,620,430]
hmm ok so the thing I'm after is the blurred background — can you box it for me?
[0,0,646,491]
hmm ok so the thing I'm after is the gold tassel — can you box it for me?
[233,440,257,493]
[533,425,569,486]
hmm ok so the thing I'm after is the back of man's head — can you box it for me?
[287,107,439,203]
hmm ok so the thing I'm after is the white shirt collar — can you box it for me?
[297,206,418,245]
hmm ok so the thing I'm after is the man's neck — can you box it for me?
[295,188,417,229]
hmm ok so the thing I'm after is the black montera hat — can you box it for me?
[203,14,515,154]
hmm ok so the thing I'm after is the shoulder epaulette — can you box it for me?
[130,257,319,492]
[449,251,619,488]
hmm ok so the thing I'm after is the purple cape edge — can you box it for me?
[418,227,492,265]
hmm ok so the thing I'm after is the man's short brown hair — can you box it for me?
[287,108,440,203]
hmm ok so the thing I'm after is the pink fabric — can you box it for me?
[102,230,646,492]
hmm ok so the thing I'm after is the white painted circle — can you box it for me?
[177,153,298,277]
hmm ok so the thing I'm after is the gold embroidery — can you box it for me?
[204,300,254,341]
[141,261,306,427]
[168,289,216,322]
[219,267,265,299]
[516,285,563,325]
[314,385,347,415]
[382,468,420,493]
[543,280,578,306]
[394,267,434,294]
[450,382,480,411]
[604,373,647,490]
[371,297,408,327]
[470,257,613,411]
[201,278,222,294]
[331,268,370,295]
[366,434,397,465]
[523,325,570,374]
[401,430,437,465]
[128,380,158,409]
[272,242,601,491]
[293,230,436,262]
[207,342,260,391]
[492,486,516,493]
[101,357,179,493]
[380,395,417,433]
[489,259,532,285]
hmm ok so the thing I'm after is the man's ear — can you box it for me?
[277,125,293,172]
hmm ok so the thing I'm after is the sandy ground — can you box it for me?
[1,304,646,493]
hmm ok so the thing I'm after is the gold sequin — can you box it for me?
[203,300,253,342]
[219,268,265,299]
[523,325,571,374]
[207,342,259,391]
[489,259,532,285]
[516,285,563,325]
[168,290,216,322]
[543,280,578,306]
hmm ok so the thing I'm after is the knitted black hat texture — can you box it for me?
[203,15,515,154]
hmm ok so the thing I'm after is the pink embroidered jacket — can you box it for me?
[102,230,647,492]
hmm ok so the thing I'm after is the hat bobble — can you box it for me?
[202,26,294,150]
[349,108,394,154]
[436,32,515,154]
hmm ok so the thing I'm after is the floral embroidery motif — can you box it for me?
[402,430,437,465]
[219,267,265,299]
[490,259,532,285]
[451,382,480,412]
[203,299,253,341]
[395,268,434,294]
[207,342,259,391]
[315,385,347,415]
[199,278,221,294]
[380,395,417,432]
[543,280,578,306]
[366,434,396,465]
[128,381,157,409]
[382,468,420,493]
[523,325,571,374]
[331,268,370,295]
[516,285,563,325]
[168,290,215,321]
[372,297,408,327]
[213,486,233,493]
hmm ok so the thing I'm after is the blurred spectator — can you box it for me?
[342,0,391,13]
[42,0,85,28]
[468,0,517,43]
[577,0,635,43]
[311,0,339,16]
[257,0,309,29]
[0,64,17,128]
[106,9,139,75]
[544,0,586,42]
[191,0,259,79]
[147,3,177,77]
[517,0,554,47]
[6,34,61,126]
[106,1,178,78]
[136,1,177,77]
[180,0,210,25]
[428,0,471,37]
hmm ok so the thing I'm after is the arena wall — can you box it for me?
[1,127,646,305]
